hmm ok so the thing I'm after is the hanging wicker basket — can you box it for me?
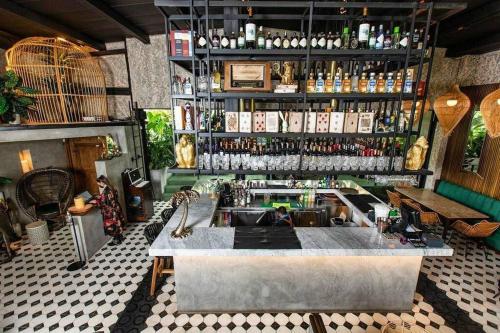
[5,37,108,124]
[432,84,471,136]
[480,88,500,138]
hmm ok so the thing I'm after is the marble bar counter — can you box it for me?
[150,191,453,313]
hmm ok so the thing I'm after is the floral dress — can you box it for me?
[95,186,124,238]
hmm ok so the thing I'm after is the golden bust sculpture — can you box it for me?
[406,136,429,170]
[175,135,195,168]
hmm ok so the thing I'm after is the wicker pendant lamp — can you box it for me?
[433,84,471,136]
[479,88,500,138]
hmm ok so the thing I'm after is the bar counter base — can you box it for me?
[174,255,422,313]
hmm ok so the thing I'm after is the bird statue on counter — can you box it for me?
[175,135,196,168]
[170,190,200,239]
[405,136,429,170]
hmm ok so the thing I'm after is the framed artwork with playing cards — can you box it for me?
[316,112,330,133]
[329,112,344,133]
[306,111,317,133]
[225,112,239,132]
[253,111,266,132]
[265,112,279,133]
[288,112,303,133]
[239,112,252,133]
[357,112,375,133]
[344,112,359,133]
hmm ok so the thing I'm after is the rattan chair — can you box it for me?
[160,206,177,226]
[401,198,441,227]
[16,168,74,227]
[451,220,500,258]
[386,190,402,208]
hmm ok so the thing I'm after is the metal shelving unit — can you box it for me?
[156,0,464,180]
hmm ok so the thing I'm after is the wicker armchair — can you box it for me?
[386,190,402,208]
[16,168,74,225]
[401,198,441,226]
[451,220,500,258]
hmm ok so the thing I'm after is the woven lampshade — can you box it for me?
[433,84,471,136]
[479,88,500,138]
[6,37,108,124]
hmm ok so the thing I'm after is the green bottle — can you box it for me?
[341,27,350,49]
[392,26,401,49]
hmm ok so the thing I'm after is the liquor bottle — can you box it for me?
[184,102,193,130]
[282,32,291,49]
[376,25,384,50]
[385,72,395,93]
[358,72,368,93]
[326,32,334,50]
[265,32,273,49]
[221,32,230,49]
[316,72,325,93]
[404,70,413,93]
[273,32,281,49]
[325,72,334,93]
[184,77,193,95]
[368,26,376,49]
[212,29,221,49]
[333,31,342,49]
[368,72,377,93]
[211,63,222,92]
[334,70,342,93]
[358,7,370,49]
[342,73,351,93]
[392,26,401,49]
[350,31,359,49]
[291,33,299,49]
[383,30,392,49]
[299,32,307,49]
[376,73,386,93]
[238,27,246,49]
[310,33,318,49]
[417,28,424,49]
[245,7,256,49]
[306,71,316,93]
[411,28,419,49]
[318,32,327,49]
[230,31,237,49]
[400,30,409,49]
[351,64,359,92]
[257,26,265,49]
[395,72,403,92]
[197,32,207,48]
[341,27,350,49]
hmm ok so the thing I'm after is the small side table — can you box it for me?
[69,205,109,261]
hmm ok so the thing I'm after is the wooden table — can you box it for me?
[395,187,489,238]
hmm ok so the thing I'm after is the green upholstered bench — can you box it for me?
[436,180,500,250]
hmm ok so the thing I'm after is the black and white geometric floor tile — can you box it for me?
[0,201,498,333]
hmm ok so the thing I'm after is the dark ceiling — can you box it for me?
[0,0,498,57]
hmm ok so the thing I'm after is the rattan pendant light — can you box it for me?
[6,37,108,124]
[479,88,500,138]
[433,84,471,136]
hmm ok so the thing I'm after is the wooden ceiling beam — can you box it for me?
[84,0,150,44]
[0,0,105,50]
[445,31,500,57]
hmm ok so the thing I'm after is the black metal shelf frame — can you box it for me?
[156,1,462,181]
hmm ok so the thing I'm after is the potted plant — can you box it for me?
[146,110,175,199]
[0,70,37,124]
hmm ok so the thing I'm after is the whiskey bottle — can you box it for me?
[238,27,246,49]
[197,32,207,48]
[325,72,334,93]
[310,33,318,49]
[273,32,281,49]
[358,72,368,93]
[404,70,413,93]
[326,31,334,50]
[392,26,401,49]
[341,27,350,49]
[351,64,359,92]
[212,29,221,49]
[400,30,409,49]
[282,32,291,49]
[230,31,237,49]
[395,72,403,92]
[265,32,273,50]
[342,73,351,93]
[358,7,370,49]
[316,72,325,93]
[368,72,377,93]
[211,63,222,92]
[245,7,256,49]
[376,25,384,50]
[334,70,342,93]
[318,32,327,49]
[221,32,230,49]
[299,32,307,49]
[411,28,419,49]
[417,28,424,49]
[306,71,316,93]
[257,26,265,49]
[376,73,386,93]
[291,33,299,49]
[383,30,392,49]
[368,26,376,49]
[385,72,395,93]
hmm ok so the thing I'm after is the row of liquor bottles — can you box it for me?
[174,101,408,135]
[195,137,405,172]
[195,8,427,50]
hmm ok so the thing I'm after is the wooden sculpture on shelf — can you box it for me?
[405,136,429,170]
[480,88,500,138]
[433,84,471,136]
[175,135,195,168]
[170,190,200,239]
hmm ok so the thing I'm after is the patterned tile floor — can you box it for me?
[0,201,498,333]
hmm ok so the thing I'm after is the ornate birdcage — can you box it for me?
[5,37,108,124]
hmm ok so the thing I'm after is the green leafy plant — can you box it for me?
[0,70,38,122]
[146,110,175,169]
[465,107,487,158]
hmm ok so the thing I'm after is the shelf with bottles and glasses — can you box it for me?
[197,131,418,139]
[196,92,414,100]
[192,169,433,176]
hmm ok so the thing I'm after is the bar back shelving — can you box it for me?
[155,0,466,184]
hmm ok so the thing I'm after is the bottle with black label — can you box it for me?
[273,32,281,49]
[411,28,419,49]
[291,33,299,49]
[212,29,220,49]
[230,31,237,49]
[245,7,256,49]
[368,26,376,49]
[265,32,273,50]
[221,32,230,49]
[282,32,290,49]
[299,32,307,49]
[358,7,370,49]
[197,32,207,48]
[256,26,265,49]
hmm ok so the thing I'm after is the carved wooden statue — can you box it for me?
[175,135,195,168]
[405,136,429,170]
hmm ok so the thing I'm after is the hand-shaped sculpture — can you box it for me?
[171,190,200,239]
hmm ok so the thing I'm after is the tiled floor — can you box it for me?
[0,201,498,333]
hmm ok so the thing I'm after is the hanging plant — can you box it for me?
[0,70,38,123]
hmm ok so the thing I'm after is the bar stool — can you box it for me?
[386,190,402,208]
[144,222,174,296]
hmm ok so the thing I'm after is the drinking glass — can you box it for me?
[358,157,368,171]
[367,156,377,171]
[317,156,326,171]
[242,154,250,170]
[230,154,241,170]
[309,155,318,171]
[301,155,310,171]
[212,154,221,170]
[292,155,300,171]
[251,156,259,171]
[284,156,292,171]
[376,156,386,171]
[221,154,230,170]
[332,155,343,171]
[350,156,360,171]
[275,155,284,171]
[326,156,335,171]
[198,154,204,170]
[203,153,212,170]
[394,156,404,172]
[341,156,351,171]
